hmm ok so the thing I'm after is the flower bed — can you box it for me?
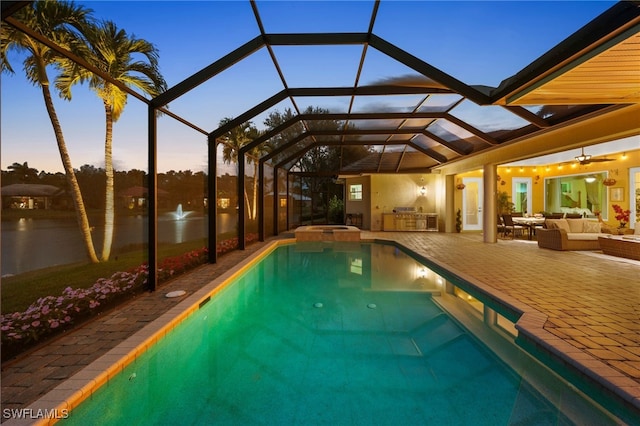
[1,234,258,362]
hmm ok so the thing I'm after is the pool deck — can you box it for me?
[1,232,639,423]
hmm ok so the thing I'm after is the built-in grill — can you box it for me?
[393,207,416,213]
[385,207,437,231]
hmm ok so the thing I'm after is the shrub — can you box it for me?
[1,234,259,358]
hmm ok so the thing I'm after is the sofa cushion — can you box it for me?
[583,221,601,233]
[566,233,601,241]
[567,218,585,233]
[546,219,570,232]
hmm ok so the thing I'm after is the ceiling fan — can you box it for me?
[575,147,615,165]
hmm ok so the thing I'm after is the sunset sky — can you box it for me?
[1,1,617,174]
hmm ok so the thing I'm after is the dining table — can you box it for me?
[511,216,546,239]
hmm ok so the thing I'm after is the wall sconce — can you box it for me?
[416,267,427,279]
[456,179,466,190]
[418,177,426,196]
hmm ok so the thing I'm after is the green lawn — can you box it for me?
[1,239,208,314]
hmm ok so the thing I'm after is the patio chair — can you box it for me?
[545,213,564,220]
[502,214,528,239]
[497,214,505,235]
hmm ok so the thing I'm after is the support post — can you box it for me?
[147,105,158,291]
[483,164,498,243]
[445,174,455,233]
[273,166,279,235]
[238,153,246,250]
[258,160,264,242]
[208,135,218,263]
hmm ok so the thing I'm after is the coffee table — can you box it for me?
[598,235,640,261]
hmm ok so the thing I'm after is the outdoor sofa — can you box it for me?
[536,218,609,251]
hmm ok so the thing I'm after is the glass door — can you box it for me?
[512,177,532,215]
[462,177,483,231]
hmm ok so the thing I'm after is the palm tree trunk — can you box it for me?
[101,101,115,261]
[251,163,258,220]
[243,187,252,221]
[41,82,99,263]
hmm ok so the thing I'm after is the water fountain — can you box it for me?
[171,203,192,220]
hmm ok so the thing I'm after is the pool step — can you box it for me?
[410,313,466,356]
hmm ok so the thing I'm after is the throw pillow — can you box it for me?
[583,221,601,233]
[546,219,570,232]
[567,219,585,233]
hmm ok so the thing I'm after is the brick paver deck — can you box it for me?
[2,232,639,423]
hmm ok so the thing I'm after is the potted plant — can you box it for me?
[455,208,462,232]
[496,191,514,214]
[612,204,630,228]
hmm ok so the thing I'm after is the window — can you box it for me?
[545,172,607,217]
[217,198,230,209]
[349,257,363,275]
[349,184,363,201]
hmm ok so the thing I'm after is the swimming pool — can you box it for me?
[60,241,618,425]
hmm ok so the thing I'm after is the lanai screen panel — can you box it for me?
[263,163,275,238]
[373,1,615,87]
[216,142,239,246]
[451,100,531,134]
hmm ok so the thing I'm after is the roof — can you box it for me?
[0,183,64,197]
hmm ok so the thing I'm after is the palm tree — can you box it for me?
[56,20,167,261]
[219,118,269,221]
[1,0,99,263]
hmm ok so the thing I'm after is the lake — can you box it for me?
[1,212,237,276]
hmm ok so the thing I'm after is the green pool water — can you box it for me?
[63,242,618,425]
